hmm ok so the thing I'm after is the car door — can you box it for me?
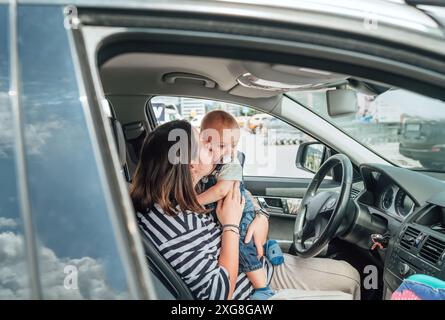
[0,3,155,299]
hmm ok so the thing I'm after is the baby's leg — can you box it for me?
[246,268,267,289]
[238,236,268,289]
[247,267,275,300]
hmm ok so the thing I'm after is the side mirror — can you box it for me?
[296,142,328,173]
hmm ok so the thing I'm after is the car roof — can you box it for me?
[20,0,445,55]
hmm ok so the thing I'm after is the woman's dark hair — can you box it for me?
[130,120,205,215]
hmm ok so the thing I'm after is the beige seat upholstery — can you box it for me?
[269,289,353,300]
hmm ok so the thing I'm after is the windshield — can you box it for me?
[288,88,445,172]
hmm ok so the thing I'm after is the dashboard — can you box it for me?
[351,164,445,298]
[355,169,421,223]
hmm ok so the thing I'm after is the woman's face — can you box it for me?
[190,128,214,185]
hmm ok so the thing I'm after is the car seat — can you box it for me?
[139,227,194,299]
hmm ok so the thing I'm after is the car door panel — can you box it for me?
[244,176,341,252]
[267,210,296,252]
[244,176,340,196]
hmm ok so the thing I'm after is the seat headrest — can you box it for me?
[111,118,127,167]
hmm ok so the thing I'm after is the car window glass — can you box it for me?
[17,5,130,299]
[149,96,315,178]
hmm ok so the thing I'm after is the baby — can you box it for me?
[197,110,277,300]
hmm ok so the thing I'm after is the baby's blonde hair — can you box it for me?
[201,110,239,131]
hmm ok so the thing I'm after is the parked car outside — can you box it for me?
[399,116,445,170]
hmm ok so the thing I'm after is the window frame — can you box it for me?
[67,10,157,299]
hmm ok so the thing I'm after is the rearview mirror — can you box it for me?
[296,142,327,173]
[326,88,358,117]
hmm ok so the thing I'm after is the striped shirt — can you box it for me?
[137,204,273,300]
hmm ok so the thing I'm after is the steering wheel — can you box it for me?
[293,154,353,258]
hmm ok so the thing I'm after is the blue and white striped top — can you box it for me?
[137,204,273,300]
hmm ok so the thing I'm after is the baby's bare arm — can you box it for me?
[197,180,235,206]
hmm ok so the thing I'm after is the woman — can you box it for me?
[131,120,360,300]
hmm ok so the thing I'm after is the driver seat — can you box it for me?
[139,226,194,299]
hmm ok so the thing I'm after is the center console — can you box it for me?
[384,197,445,295]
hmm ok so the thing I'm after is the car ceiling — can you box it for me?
[99,52,349,110]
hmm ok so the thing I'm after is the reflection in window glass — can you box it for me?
[0,4,31,299]
[149,96,314,178]
[18,5,129,299]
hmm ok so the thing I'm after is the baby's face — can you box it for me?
[215,127,240,163]
[202,126,240,164]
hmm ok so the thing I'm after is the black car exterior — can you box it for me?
[399,117,445,169]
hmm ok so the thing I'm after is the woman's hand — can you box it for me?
[216,181,245,226]
[244,213,269,258]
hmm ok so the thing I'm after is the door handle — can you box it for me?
[256,197,302,215]
[256,197,281,210]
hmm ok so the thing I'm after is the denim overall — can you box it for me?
[200,164,262,273]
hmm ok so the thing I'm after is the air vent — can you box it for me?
[419,236,445,265]
[400,226,421,250]
[350,188,360,199]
